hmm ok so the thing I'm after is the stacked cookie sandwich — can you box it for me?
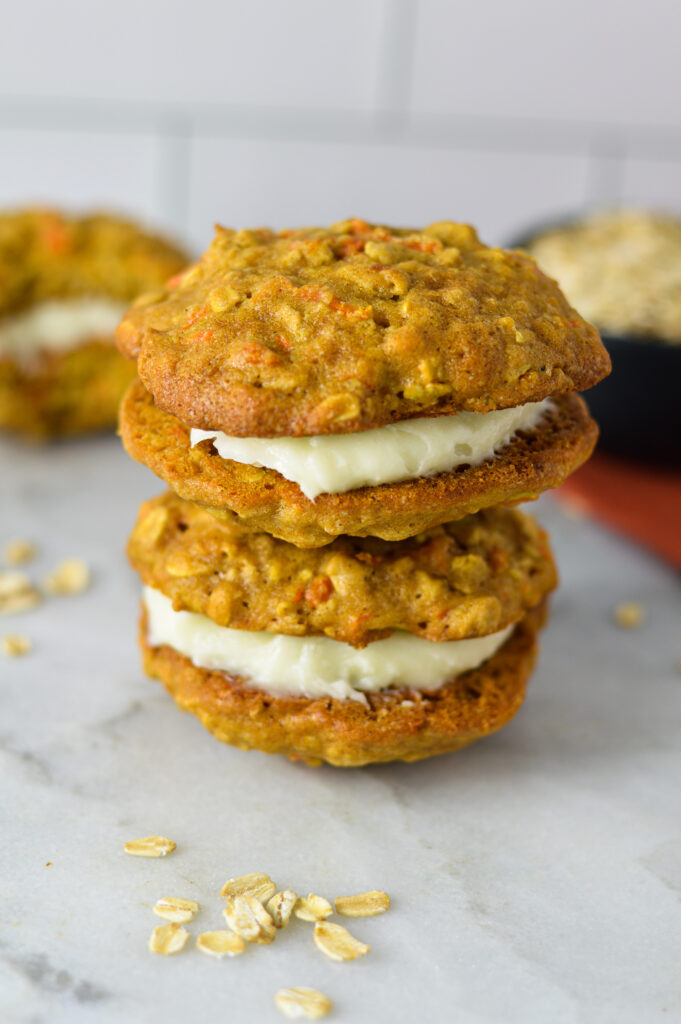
[0,209,186,438]
[117,219,610,766]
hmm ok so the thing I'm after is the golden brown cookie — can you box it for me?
[0,209,186,314]
[0,340,137,438]
[116,219,610,437]
[129,491,556,648]
[120,378,597,547]
[139,600,547,767]
[0,208,187,438]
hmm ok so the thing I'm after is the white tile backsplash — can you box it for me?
[621,156,681,212]
[0,0,388,112]
[409,0,681,128]
[0,0,678,245]
[0,128,169,229]
[187,136,590,250]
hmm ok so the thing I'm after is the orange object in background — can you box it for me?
[555,452,681,570]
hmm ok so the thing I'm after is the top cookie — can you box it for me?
[116,218,609,437]
[0,208,187,316]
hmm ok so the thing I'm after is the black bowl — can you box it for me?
[508,219,681,468]
[579,333,681,466]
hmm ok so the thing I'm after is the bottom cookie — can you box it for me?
[139,600,547,767]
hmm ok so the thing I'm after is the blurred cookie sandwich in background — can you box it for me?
[0,209,186,439]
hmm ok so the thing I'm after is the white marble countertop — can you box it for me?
[1,434,680,1024]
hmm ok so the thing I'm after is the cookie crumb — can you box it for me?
[2,633,31,657]
[3,540,36,566]
[43,558,90,596]
[614,601,645,629]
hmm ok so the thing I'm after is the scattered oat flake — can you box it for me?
[196,930,246,958]
[3,540,36,566]
[294,894,333,923]
[2,633,31,657]
[334,890,390,917]
[0,590,41,614]
[153,897,199,923]
[0,571,31,597]
[149,922,189,955]
[243,896,276,944]
[614,601,645,629]
[123,836,176,857]
[42,558,90,596]
[0,571,41,614]
[220,872,276,903]
[275,987,333,1019]
[267,890,298,928]
[313,921,370,962]
[224,895,275,944]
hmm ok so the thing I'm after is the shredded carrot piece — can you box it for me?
[186,305,209,326]
[335,238,366,257]
[189,329,215,344]
[297,285,370,319]
[274,333,292,354]
[404,238,441,253]
[305,576,334,608]
[40,217,70,255]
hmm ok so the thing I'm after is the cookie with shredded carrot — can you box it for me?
[139,599,547,767]
[120,378,597,547]
[116,219,610,437]
[0,208,187,438]
[128,491,557,648]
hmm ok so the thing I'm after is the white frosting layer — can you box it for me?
[190,400,550,499]
[144,586,513,704]
[0,298,127,356]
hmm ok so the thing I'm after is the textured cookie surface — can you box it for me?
[140,601,546,767]
[0,208,186,314]
[129,492,556,647]
[116,219,609,436]
[120,378,598,547]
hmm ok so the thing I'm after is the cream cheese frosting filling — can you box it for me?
[191,399,551,499]
[144,586,514,704]
[0,298,127,357]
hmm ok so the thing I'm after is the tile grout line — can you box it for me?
[585,132,627,207]
[153,115,194,250]
[374,0,419,135]
[0,96,680,163]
